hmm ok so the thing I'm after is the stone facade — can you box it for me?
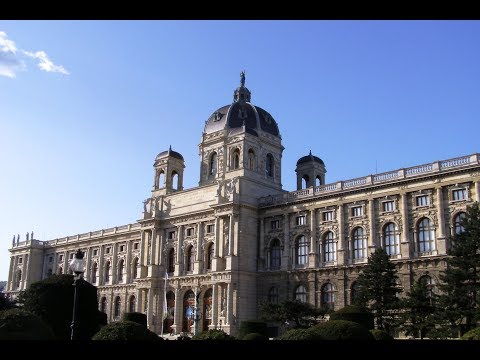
[6,74,480,337]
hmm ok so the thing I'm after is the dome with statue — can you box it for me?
[203,71,281,138]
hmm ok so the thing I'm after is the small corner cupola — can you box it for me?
[295,150,327,190]
[153,145,185,194]
[233,70,251,103]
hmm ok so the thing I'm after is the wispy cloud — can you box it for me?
[0,31,69,78]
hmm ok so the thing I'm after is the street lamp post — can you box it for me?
[69,249,86,340]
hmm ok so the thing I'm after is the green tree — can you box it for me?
[259,299,327,329]
[355,248,401,331]
[434,202,480,337]
[0,292,17,311]
[398,278,436,339]
[18,274,103,340]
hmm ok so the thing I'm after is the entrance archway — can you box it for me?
[163,291,175,334]
[203,288,213,331]
[183,290,195,333]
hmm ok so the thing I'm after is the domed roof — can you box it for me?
[155,146,184,161]
[297,150,325,166]
[203,72,281,138]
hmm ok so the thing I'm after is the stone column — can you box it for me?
[229,214,235,255]
[218,217,224,258]
[476,181,480,203]
[259,218,265,269]
[21,254,28,290]
[62,251,68,275]
[436,187,446,254]
[337,204,345,265]
[7,257,14,291]
[308,209,317,267]
[98,247,105,285]
[125,240,132,283]
[212,217,220,271]
[281,213,290,270]
[194,222,203,274]
[226,282,233,325]
[85,247,92,283]
[139,230,146,266]
[172,287,181,335]
[175,225,183,276]
[400,193,411,258]
[52,252,58,278]
[112,242,118,284]
[210,284,218,329]
[136,288,143,312]
[147,289,153,329]
[150,228,157,265]
[368,199,376,254]
[158,229,165,267]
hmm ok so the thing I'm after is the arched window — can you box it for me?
[302,175,309,189]
[352,227,367,260]
[268,287,279,304]
[232,148,240,170]
[351,282,361,304]
[104,261,110,283]
[114,296,121,319]
[209,152,217,176]
[454,212,466,234]
[91,262,98,284]
[383,223,400,256]
[269,239,281,270]
[47,268,53,277]
[295,285,307,303]
[266,153,274,177]
[172,171,178,190]
[419,275,435,298]
[129,295,136,313]
[186,245,194,272]
[16,269,22,289]
[132,257,139,279]
[418,218,435,252]
[321,283,335,310]
[117,259,124,283]
[248,149,256,170]
[167,248,175,273]
[295,235,308,265]
[323,231,336,262]
[206,243,214,270]
[316,176,322,187]
[57,266,63,275]
[159,170,165,188]
[100,297,107,313]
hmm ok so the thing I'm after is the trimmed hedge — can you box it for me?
[238,320,268,339]
[123,312,147,328]
[310,320,374,340]
[370,329,394,340]
[0,308,55,340]
[277,328,321,340]
[242,332,268,341]
[191,329,234,340]
[461,327,480,340]
[92,320,161,340]
[329,305,374,330]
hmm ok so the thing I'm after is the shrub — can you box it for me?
[176,334,191,340]
[329,305,374,330]
[0,308,55,340]
[123,312,147,328]
[238,320,268,339]
[242,332,268,341]
[277,328,321,340]
[191,329,234,340]
[18,274,101,340]
[92,320,161,340]
[461,327,480,340]
[310,320,374,340]
[370,329,394,340]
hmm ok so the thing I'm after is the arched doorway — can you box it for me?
[203,288,213,331]
[183,290,195,333]
[163,291,175,334]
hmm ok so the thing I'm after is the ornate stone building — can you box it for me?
[5,73,480,336]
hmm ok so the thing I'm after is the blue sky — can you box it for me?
[1,20,479,281]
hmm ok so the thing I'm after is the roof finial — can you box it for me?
[240,70,245,87]
[309,150,312,156]
[169,145,172,154]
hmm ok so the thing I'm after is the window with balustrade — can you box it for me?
[352,227,367,260]
[417,217,435,253]
[454,212,467,235]
[322,231,336,262]
[295,235,308,265]
[383,223,400,256]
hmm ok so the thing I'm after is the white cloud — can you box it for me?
[0,31,69,78]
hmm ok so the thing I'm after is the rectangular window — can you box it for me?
[322,211,333,221]
[69,253,74,259]
[416,195,430,207]
[168,231,176,240]
[59,254,64,262]
[18,257,23,264]
[119,245,125,252]
[271,220,280,229]
[48,256,53,263]
[351,206,363,217]
[207,224,215,234]
[452,189,467,201]
[105,247,111,254]
[186,227,194,237]
[382,201,395,212]
[133,242,139,250]
[296,216,306,226]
